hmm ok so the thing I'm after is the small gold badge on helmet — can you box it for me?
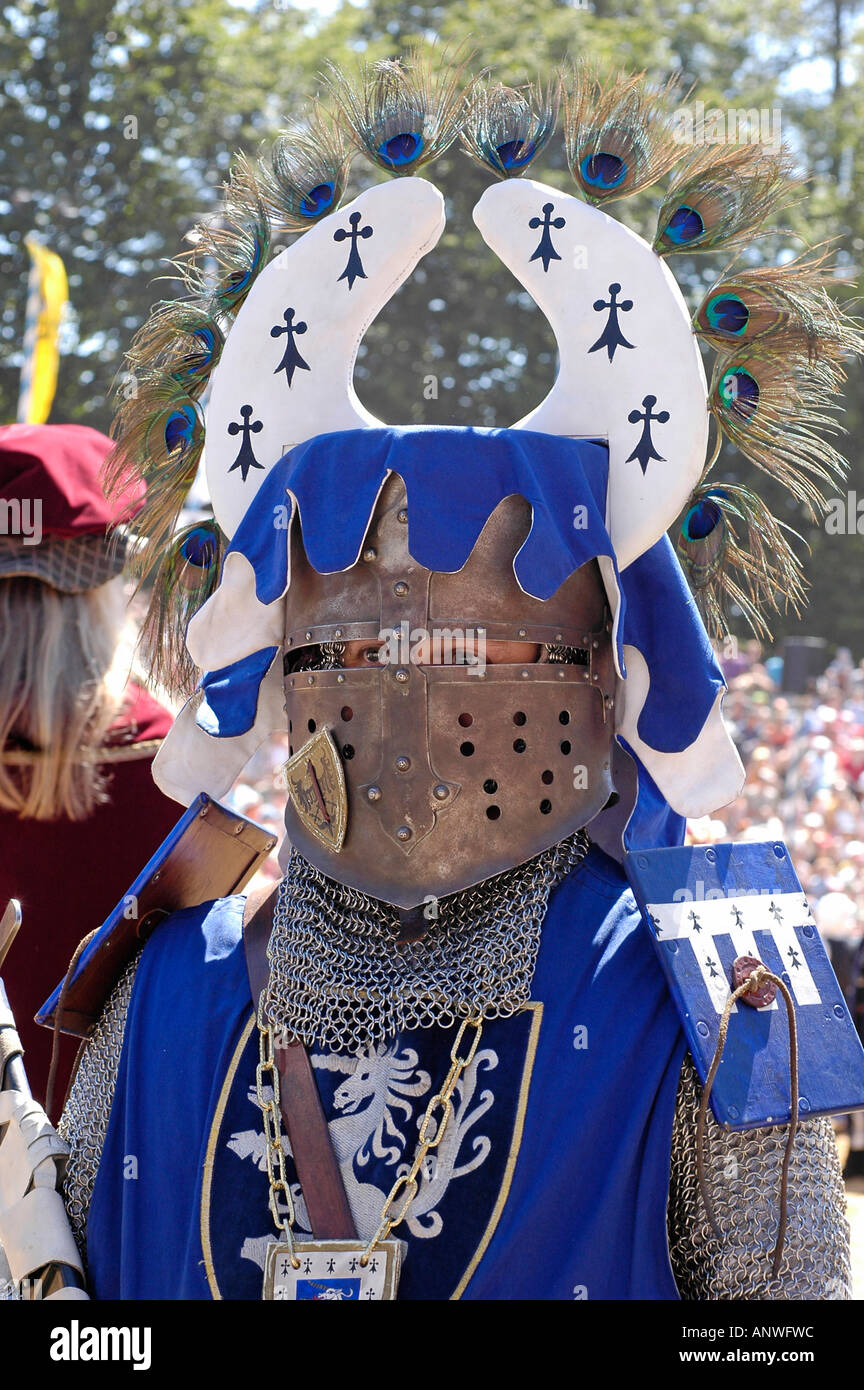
[281,726,348,852]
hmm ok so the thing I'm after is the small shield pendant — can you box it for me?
[281,726,348,851]
[263,1239,402,1301]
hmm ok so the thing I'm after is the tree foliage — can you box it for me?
[2,0,863,650]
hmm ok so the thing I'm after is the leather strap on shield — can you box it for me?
[242,889,357,1241]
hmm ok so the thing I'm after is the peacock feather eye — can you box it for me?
[706,293,749,336]
[655,144,797,256]
[299,181,336,217]
[460,78,558,179]
[496,137,538,170]
[682,495,723,542]
[180,524,219,570]
[563,67,683,203]
[171,325,221,387]
[259,117,350,231]
[579,151,627,191]
[327,48,469,176]
[192,325,217,359]
[719,366,760,418]
[662,204,705,246]
[376,130,425,168]
[164,405,198,457]
[678,491,727,589]
[221,232,265,301]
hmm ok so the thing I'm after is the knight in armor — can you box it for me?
[4,55,863,1302]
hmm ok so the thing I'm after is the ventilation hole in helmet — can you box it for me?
[559,711,570,725]
[289,744,293,755]
[513,738,526,753]
[307,718,317,733]
[486,805,501,821]
[288,720,293,733]
[560,740,571,755]
[342,743,355,760]
[483,778,498,794]
[460,741,475,757]
[341,706,353,722]
[541,770,554,785]
[458,712,473,728]
[513,711,527,726]
[539,799,552,814]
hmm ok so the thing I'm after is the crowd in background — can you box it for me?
[687,643,864,1005]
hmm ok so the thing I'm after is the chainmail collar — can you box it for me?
[264,829,591,1056]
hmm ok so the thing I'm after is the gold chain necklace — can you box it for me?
[255,996,483,1301]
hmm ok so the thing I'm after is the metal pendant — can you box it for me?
[281,727,348,852]
[263,1239,402,1301]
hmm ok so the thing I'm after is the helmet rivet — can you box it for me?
[367,785,382,801]
[334,628,343,638]
[605,695,614,707]
[305,630,312,640]
[593,673,599,681]
[558,669,566,678]
[521,668,530,678]
[396,824,412,841]
[286,636,292,645]
[393,580,409,597]
[290,678,295,688]
[555,633,563,642]
[518,628,527,639]
[397,508,408,524]
[363,547,377,562]
[593,639,600,649]
[396,755,411,772]
[433,783,449,800]
[307,675,315,686]
[336,673,345,684]
[395,667,410,683]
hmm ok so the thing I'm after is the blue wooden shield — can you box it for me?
[625,840,864,1130]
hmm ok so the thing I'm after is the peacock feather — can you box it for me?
[258,109,352,231]
[654,143,798,255]
[324,46,473,176]
[708,346,847,518]
[173,155,270,311]
[562,65,684,204]
[460,78,559,178]
[695,248,864,366]
[105,377,205,575]
[677,483,807,641]
[124,300,224,398]
[138,519,225,698]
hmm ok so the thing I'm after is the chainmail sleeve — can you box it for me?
[668,1052,852,1300]
[57,953,141,1263]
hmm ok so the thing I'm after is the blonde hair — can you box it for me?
[0,575,132,820]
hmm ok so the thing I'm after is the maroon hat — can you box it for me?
[0,424,145,592]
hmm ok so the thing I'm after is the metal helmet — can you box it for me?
[281,472,614,907]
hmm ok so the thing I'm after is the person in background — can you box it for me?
[0,423,179,1114]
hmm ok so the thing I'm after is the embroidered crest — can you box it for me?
[202,1007,542,1300]
[281,726,348,850]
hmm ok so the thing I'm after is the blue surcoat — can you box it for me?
[86,844,685,1300]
